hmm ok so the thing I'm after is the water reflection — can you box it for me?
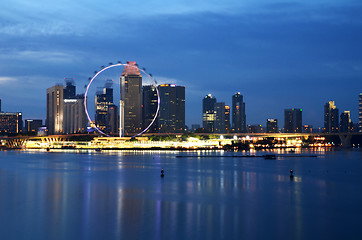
[0,150,361,239]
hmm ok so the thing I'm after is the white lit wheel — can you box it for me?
[84,63,160,137]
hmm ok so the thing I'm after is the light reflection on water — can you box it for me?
[0,149,361,239]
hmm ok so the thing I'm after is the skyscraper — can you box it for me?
[95,81,114,132]
[214,102,226,133]
[25,119,43,134]
[232,92,246,133]
[202,94,216,132]
[158,84,185,133]
[284,108,302,133]
[224,105,230,133]
[0,112,22,134]
[340,111,352,133]
[142,85,159,133]
[324,101,339,133]
[359,93,362,132]
[63,79,76,99]
[106,104,119,135]
[120,61,142,136]
[46,85,63,135]
[266,119,278,133]
[63,95,88,134]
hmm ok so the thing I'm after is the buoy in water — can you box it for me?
[161,168,165,178]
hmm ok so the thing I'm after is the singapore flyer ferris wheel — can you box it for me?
[84,61,160,138]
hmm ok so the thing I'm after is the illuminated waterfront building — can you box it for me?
[106,104,119,135]
[359,93,362,132]
[248,124,263,133]
[232,92,246,133]
[214,102,226,133]
[202,94,216,132]
[284,108,302,133]
[266,119,278,133]
[25,119,42,134]
[63,95,88,134]
[303,125,313,133]
[324,101,339,133]
[95,81,114,132]
[340,111,353,133]
[158,84,185,133]
[46,85,63,134]
[142,85,158,133]
[0,112,22,134]
[120,61,142,136]
[225,105,230,133]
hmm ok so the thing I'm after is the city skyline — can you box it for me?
[0,0,361,128]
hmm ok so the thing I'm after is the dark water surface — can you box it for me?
[0,149,361,240]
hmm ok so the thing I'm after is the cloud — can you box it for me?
[0,76,17,84]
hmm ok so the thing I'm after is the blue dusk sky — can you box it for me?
[0,0,361,128]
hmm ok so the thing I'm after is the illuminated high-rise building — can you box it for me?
[202,94,216,132]
[284,108,302,133]
[63,78,76,99]
[95,81,114,132]
[340,111,353,133]
[158,84,185,133]
[142,85,159,133]
[266,119,278,133]
[46,85,63,134]
[359,93,362,132]
[232,92,246,133]
[120,61,142,136]
[225,105,230,133]
[0,112,22,134]
[214,102,226,133]
[63,95,88,134]
[106,104,119,135]
[324,101,339,133]
[25,119,43,134]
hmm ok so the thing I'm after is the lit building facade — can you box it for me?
[284,108,302,133]
[95,82,114,132]
[340,111,353,133]
[214,102,226,133]
[106,104,119,135]
[46,85,63,134]
[225,105,230,133]
[158,84,185,133]
[0,112,22,134]
[266,119,278,133]
[142,85,159,133]
[202,94,216,132]
[63,79,76,99]
[324,101,339,133]
[248,124,263,133]
[25,119,42,134]
[63,96,88,134]
[232,92,246,133]
[120,61,142,136]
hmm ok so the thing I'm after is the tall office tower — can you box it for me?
[46,85,63,135]
[284,108,302,133]
[120,61,142,136]
[359,93,362,132]
[324,101,339,133]
[202,94,216,132]
[232,92,246,133]
[224,105,230,133]
[95,81,114,132]
[340,111,352,133]
[63,78,76,99]
[24,119,43,134]
[63,95,88,134]
[142,85,159,133]
[158,84,185,133]
[214,102,226,133]
[106,104,119,135]
[266,119,278,133]
[0,112,22,134]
